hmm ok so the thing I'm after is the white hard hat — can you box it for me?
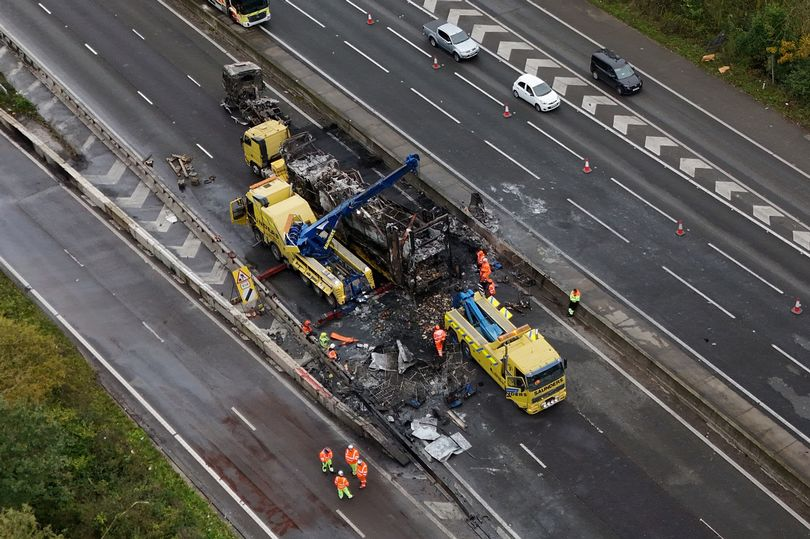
[330,343,336,349]
[348,444,354,449]
[357,459,363,464]
[338,470,344,476]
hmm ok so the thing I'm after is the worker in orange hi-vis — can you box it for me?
[476,249,487,268]
[319,447,334,473]
[484,278,496,298]
[479,257,492,284]
[334,470,353,499]
[345,444,360,475]
[327,344,338,362]
[356,459,368,489]
[301,319,313,337]
[433,324,447,358]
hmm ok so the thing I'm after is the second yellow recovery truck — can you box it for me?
[445,290,567,414]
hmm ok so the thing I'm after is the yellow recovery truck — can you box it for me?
[229,154,420,306]
[445,290,567,414]
[241,119,290,177]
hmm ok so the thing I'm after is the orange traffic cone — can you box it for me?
[675,220,686,236]
[791,297,803,315]
[432,56,440,70]
[582,158,592,174]
[367,13,374,25]
[503,104,512,118]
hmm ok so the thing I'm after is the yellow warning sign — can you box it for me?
[231,266,256,305]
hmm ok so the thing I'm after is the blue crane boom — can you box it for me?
[292,153,420,257]
[452,289,504,343]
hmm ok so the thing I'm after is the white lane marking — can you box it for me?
[609,177,677,223]
[196,143,213,159]
[343,0,366,14]
[387,26,431,58]
[454,72,503,106]
[700,518,725,538]
[521,0,810,182]
[343,41,390,73]
[84,43,98,55]
[567,198,630,243]
[451,0,810,259]
[410,87,460,124]
[38,3,51,15]
[231,406,257,431]
[445,462,522,539]
[662,266,735,319]
[519,443,547,469]
[63,249,84,267]
[142,321,165,343]
[525,292,810,531]
[707,243,784,294]
[132,28,145,40]
[336,509,365,537]
[285,0,325,28]
[526,121,583,159]
[484,140,539,179]
[264,29,810,450]
[186,74,201,87]
[772,344,810,376]
[137,91,153,105]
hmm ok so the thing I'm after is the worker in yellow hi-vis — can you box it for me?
[568,289,581,317]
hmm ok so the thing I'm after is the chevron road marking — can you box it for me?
[446,8,480,25]
[85,159,128,185]
[612,115,646,134]
[581,95,616,115]
[794,230,810,250]
[38,96,59,115]
[199,261,229,285]
[524,58,558,75]
[679,158,711,178]
[644,136,677,156]
[423,0,459,13]
[551,76,587,96]
[714,181,747,200]
[80,134,96,153]
[170,231,202,258]
[753,205,783,225]
[116,182,151,208]
[497,41,532,61]
[24,79,41,94]
[142,206,177,233]
[470,24,507,43]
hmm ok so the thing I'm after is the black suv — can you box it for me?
[590,49,642,95]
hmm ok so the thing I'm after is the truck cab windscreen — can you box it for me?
[232,0,268,12]
[525,361,564,390]
[450,31,470,44]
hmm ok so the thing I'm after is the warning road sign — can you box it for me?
[231,266,257,305]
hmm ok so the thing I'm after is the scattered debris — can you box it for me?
[411,415,440,441]
[166,153,200,187]
[221,62,289,126]
[718,65,731,74]
[424,432,471,461]
[369,351,397,372]
[701,53,716,62]
[331,332,359,345]
[396,340,416,374]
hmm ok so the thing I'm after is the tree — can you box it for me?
[0,505,64,538]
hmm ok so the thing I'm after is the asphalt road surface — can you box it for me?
[1,0,809,537]
[0,131,467,538]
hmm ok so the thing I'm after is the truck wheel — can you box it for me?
[251,162,261,176]
[326,294,337,307]
[461,342,471,361]
[269,243,282,261]
[453,52,461,63]
[253,228,265,246]
[429,37,437,47]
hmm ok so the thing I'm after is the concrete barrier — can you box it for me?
[165,0,810,505]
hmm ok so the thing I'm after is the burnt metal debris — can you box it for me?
[221,62,289,127]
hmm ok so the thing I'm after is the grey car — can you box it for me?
[422,20,479,62]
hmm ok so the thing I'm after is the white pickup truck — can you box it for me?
[422,20,479,62]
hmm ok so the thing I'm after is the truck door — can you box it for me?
[230,198,248,224]
[505,375,527,405]
[437,29,452,52]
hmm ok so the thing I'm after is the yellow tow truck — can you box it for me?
[241,119,290,177]
[229,154,420,306]
[445,290,567,414]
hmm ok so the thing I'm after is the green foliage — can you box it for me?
[784,58,810,99]
[0,73,40,119]
[730,4,789,65]
[0,274,235,539]
[0,505,64,539]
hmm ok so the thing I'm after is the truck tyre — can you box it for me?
[251,162,261,176]
[429,37,437,47]
[253,228,266,246]
[461,342,471,361]
[269,243,282,261]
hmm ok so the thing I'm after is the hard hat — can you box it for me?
[304,319,311,324]
[324,446,331,452]
[482,257,488,263]
[434,324,440,330]
[338,470,344,476]
[357,459,363,464]
[348,444,354,449]
[330,343,336,349]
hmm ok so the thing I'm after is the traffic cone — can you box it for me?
[582,158,592,174]
[503,104,512,118]
[675,220,686,236]
[432,56,440,70]
[367,13,374,25]
[791,297,803,315]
